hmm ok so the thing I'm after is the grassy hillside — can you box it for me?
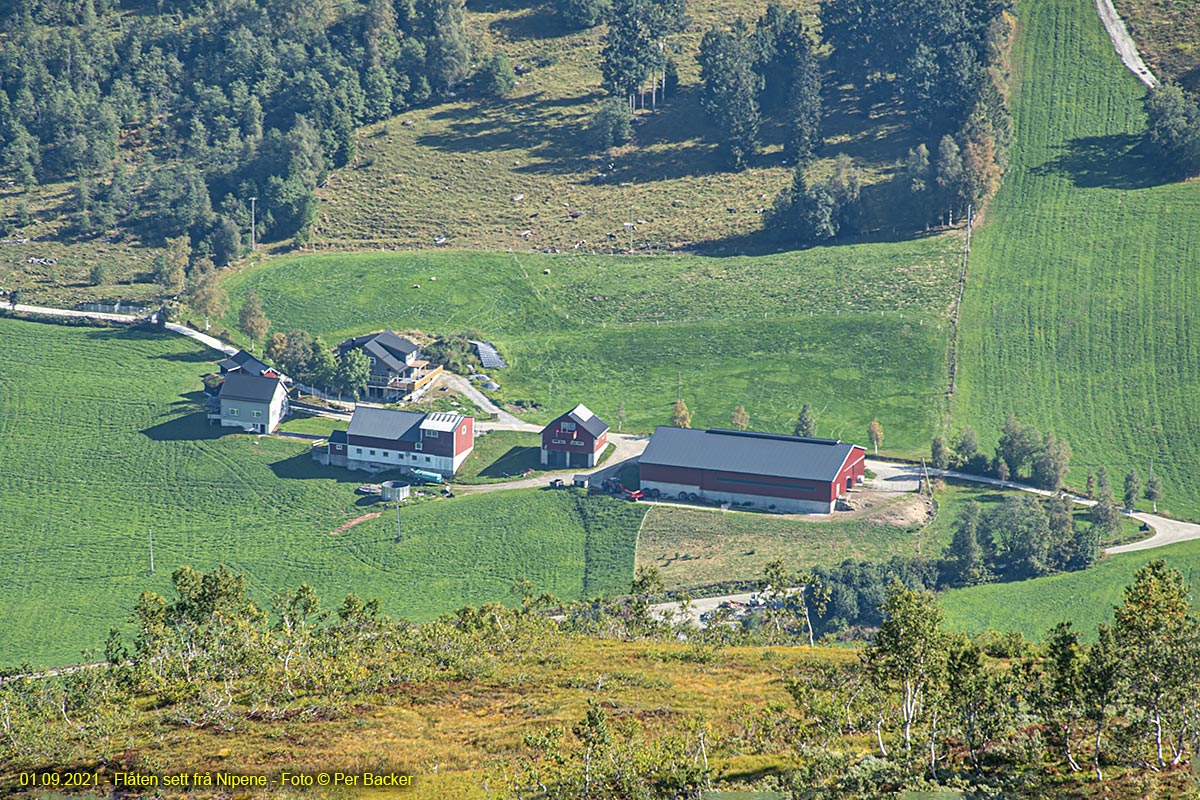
[1112,0,1200,86]
[313,0,924,253]
[0,316,642,666]
[954,0,1200,518]
[220,243,959,453]
[941,538,1200,641]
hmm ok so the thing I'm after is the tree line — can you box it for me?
[0,0,476,253]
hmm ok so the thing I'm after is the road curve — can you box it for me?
[866,459,1200,555]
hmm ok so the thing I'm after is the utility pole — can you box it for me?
[395,503,402,543]
[249,196,258,250]
[677,370,681,403]
[628,207,634,253]
[1149,457,1156,512]
[148,528,155,575]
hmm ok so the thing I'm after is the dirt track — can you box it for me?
[1095,0,1158,87]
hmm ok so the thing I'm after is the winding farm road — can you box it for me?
[1095,0,1158,88]
[865,460,1200,554]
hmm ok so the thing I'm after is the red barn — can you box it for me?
[639,427,866,513]
[540,404,609,468]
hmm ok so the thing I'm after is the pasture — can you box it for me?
[940,538,1200,642]
[636,494,932,589]
[218,242,960,455]
[0,317,641,666]
[954,0,1200,519]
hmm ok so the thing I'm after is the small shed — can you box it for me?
[573,474,590,488]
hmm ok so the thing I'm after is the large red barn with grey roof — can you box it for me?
[638,427,866,514]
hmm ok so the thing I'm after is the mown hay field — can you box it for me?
[219,241,960,455]
[954,0,1200,519]
[0,317,642,666]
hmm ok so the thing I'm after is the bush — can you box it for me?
[588,98,634,150]
[89,264,109,286]
[555,0,610,29]
[476,52,516,98]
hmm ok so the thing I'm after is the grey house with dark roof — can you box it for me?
[208,372,289,434]
[335,331,443,401]
[541,404,609,468]
[639,427,866,513]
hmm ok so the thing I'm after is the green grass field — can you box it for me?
[941,539,1200,641]
[0,317,642,666]
[219,242,959,454]
[954,0,1200,519]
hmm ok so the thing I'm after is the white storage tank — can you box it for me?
[381,480,411,501]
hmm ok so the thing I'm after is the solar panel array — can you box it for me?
[470,340,508,369]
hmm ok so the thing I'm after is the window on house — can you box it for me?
[369,450,376,456]
[552,439,567,445]
[561,422,576,431]
[571,440,585,446]
[355,448,362,454]
[415,442,422,451]
[368,356,376,366]
[425,456,431,462]
[425,429,439,438]
[251,410,262,418]
[227,408,239,416]
[461,426,467,434]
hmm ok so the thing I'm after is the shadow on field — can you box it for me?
[488,6,577,40]
[1032,133,1167,189]
[142,412,225,442]
[152,350,216,364]
[269,452,380,484]
[476,446,541,479]
[694,216,943,257]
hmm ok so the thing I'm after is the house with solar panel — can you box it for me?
[317,406,475,477]
[335,331,443,402]
[541,405,609,468]
[639,427,866,513]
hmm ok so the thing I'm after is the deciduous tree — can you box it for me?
[238,289,270,345]
[868,419,883,454]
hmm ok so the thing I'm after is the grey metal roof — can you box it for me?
[347,406,425,442]
[547,404,608,438]
[640,427,860,483]
[218,372,284,403]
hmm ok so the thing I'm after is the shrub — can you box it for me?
[588,98,634,150]
[476,52,516,98]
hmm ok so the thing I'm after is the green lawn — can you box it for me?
[953,0,1200,519]
[941,539,1200,642]
[455,430,544,483]
[0,317,642,666]
[219,241,959,456]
